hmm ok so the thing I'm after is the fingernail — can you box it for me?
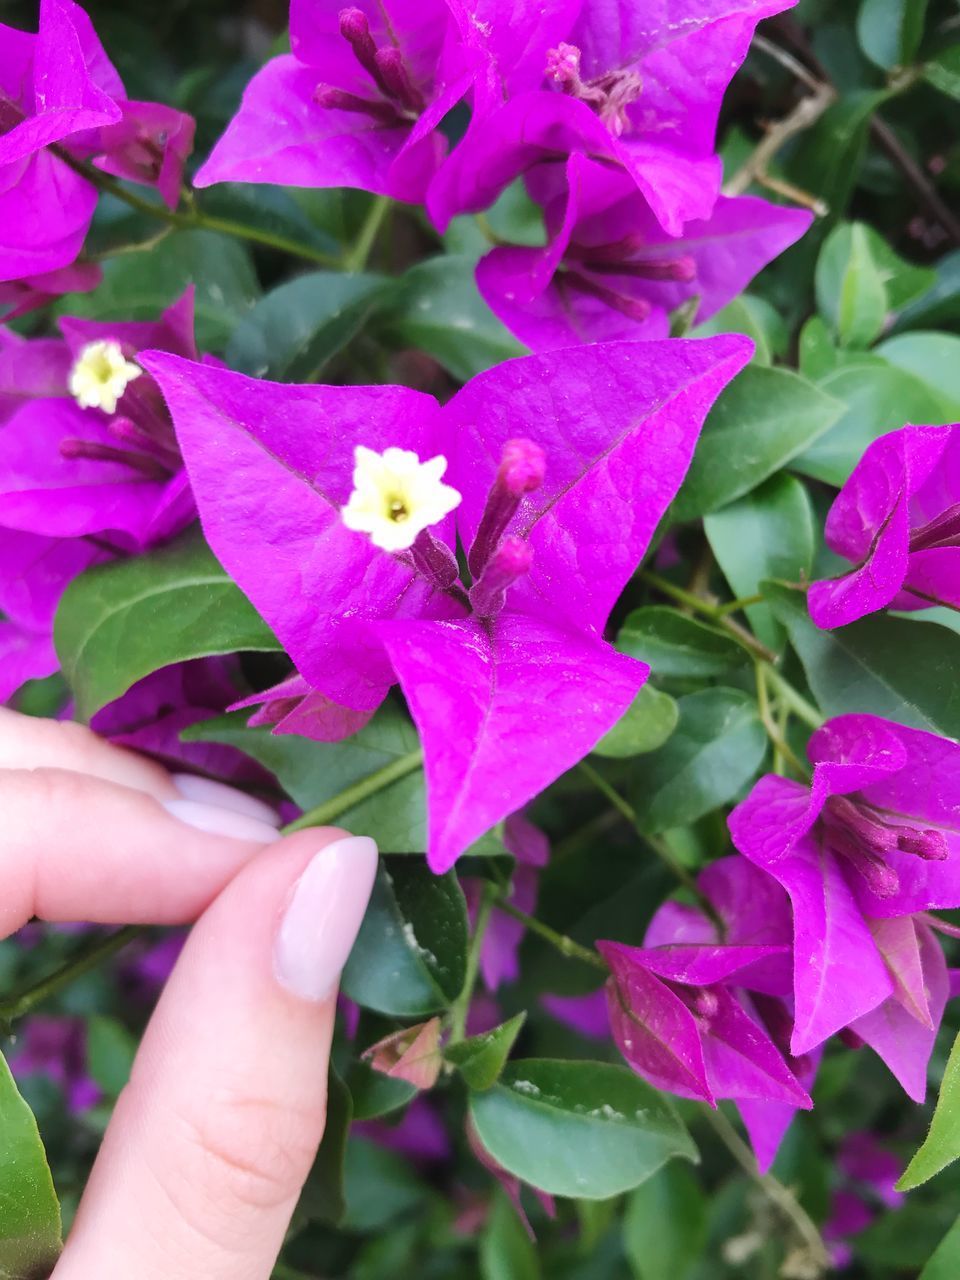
[163,798,281,843]
[275,836,379,1001]
[171,774,281,827]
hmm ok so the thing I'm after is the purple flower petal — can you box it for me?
[381,612,644,871]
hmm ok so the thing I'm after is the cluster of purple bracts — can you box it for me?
[196,0,812,347]
[5,0,960,1202]
[1,1,812,338]
[0,0,194,313]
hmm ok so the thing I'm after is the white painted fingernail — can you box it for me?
[163,798,281,843]
[275,836,379,1001]
[171,774,280,827]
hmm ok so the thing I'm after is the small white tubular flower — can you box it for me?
[68,340,142,414]
[341,445,462,553]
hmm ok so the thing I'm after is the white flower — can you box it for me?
[68,340,142,414]
[341,445,462,552]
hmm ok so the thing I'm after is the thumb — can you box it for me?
[54,829,378,1280]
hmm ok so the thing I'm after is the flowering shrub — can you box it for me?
[2,0,960,1276]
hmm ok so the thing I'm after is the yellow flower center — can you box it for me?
[68,340,142,415]
[341,445,462,552]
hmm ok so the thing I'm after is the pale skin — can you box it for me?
[0,707,374,1280]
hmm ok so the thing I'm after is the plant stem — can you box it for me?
[703,1106,829,1274]
[639,569,824,727]
[577,761,722,927]
[496,900,608,971]
[53,149,340,268]
[343,195,391,272]
[639,569,776,662]
[715,593,764,617]
[282,749,424,833]
[0,926,142,1033]
[448,882,497,1043]
[755,663,810,777]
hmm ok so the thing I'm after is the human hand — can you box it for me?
[0,708,378,1280]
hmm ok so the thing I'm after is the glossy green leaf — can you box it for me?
[816,223,888,348]
[591,685,679,759]
[795,360,948,486]
[629,689,767,834]
[378,255,526,380]
[469,1059,696,1199]
[899,1031,960,1191]
[54,530,280,721]
[692,294,787,366]
[446,1014,526,1091]
[705,473,816,650]
[345,1061,417,1122]
[341,861,468,1016]
[875,332,960,415]
[925,45,960,101]
[857,0,928,68]
[672,365,843,519]
[0,1052,62,1279]
[919,1214,960,1279]
[892,249,960,332]
[617,608,744,678]
[480,1191,541,1280]
[300,1066,352,1225]
[765,581,960,737]
[623,1162,707,1280]
[226,271,394,381]
[54,229,259,351]
[798,315,839,382]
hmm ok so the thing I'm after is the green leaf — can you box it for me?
[692,294,787,366]
[300,1066,353,1225]
[672,365,843,519]
[617,608,744,678]
[85,1016,137,1098]
[704,473,816,650]
[898,1031,960,1191]
[892,249,960,332]
[591,685,680,759]
[184,701,417,811]
[629,689,767,834]
[480,1190,541,1280]
[925,45,960,101]
[0,1052,62,1278]
[345,1061,417,1122]
[341,1139,428,1232]
[378,256,526,380]
[765,581,960,737]
[623,1162,707,1280]
[816,223,888,348]
[446,1014,527,1091]
[342,861,468,1016]
[798,315,839,381]
[226,271,394,381]
[795,360,949,486]
[195,183,341,257]
[54,229,260,351]
[920,1214,960,1279]
[468,1059,697,1199]
[857,0,928,69]
[54,530,280,721]
[875,332,960,416]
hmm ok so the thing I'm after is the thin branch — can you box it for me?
[724,81,836,211]
[704,1106,829,1276]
